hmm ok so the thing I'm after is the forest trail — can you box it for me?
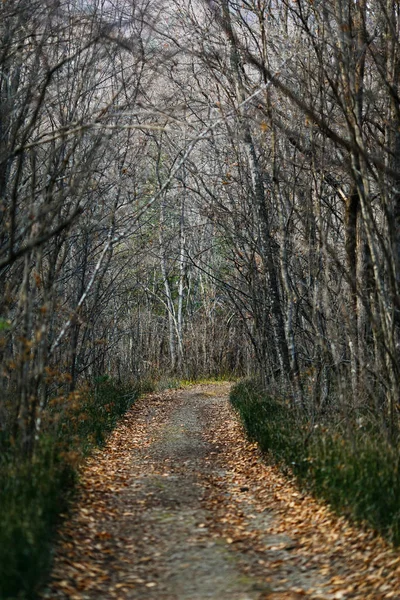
[43,384,400,600]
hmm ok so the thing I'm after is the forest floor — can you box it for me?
[43,383,400,600]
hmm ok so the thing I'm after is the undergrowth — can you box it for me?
[180,374,235,386]
[151,373,235,391]
[230,379,400,546]
[0,378,143,600]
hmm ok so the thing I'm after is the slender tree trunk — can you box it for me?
[177,194,185,371]
[159,196,178,371]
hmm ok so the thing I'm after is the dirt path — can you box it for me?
[43,384,400,600]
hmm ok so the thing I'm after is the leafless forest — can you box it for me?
[1,0,400,454]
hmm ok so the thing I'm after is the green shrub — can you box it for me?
[0,379,140,600]
[230,379,400,545]
[0,444,75,599]
[230,379,303,465]
[61,379,139,452]
[306,431,400,543]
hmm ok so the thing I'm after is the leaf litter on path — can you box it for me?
[42,384,400,600]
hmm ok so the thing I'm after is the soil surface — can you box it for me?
[43,383,400,600]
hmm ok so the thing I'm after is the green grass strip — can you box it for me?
[0,378,143,600]
[230,379,400,546]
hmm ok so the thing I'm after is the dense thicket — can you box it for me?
[143,0,400,437]
[0,0,249,462]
